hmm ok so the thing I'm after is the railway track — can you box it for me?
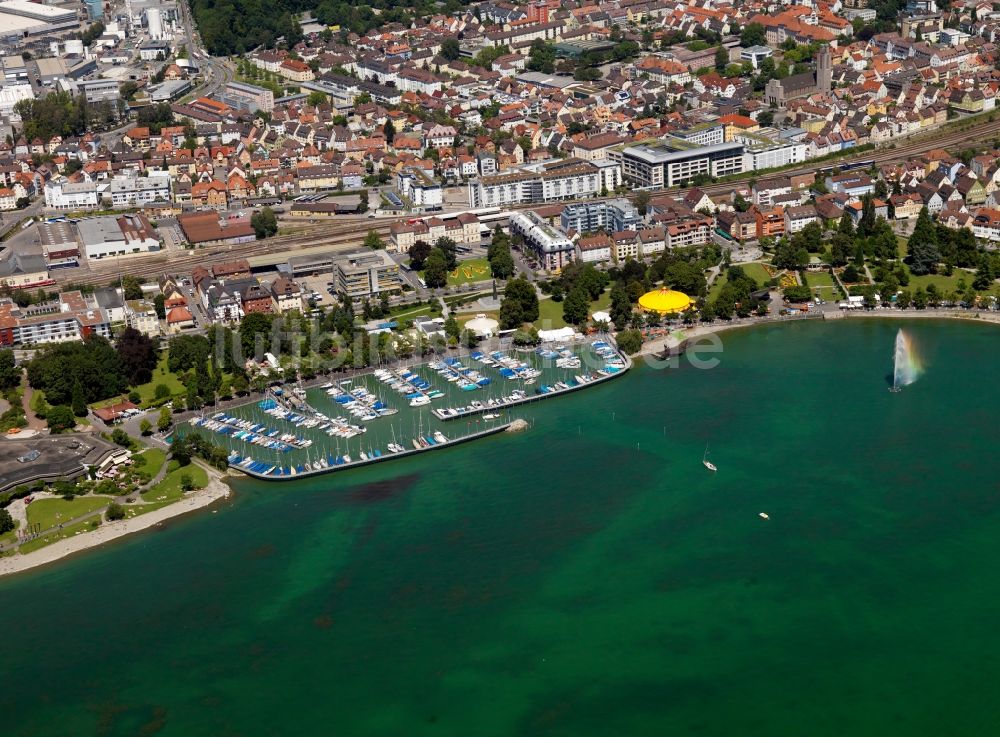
[57,220,399,287]
[50,113,1000,287]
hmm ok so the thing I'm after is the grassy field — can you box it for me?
[18,519,98,554]
[708,274,727,301]
[903,268,970,295]
[26,497,108,531]
[135,448,167,479]
[141,461,207,504]
[739,263,774,286]
[386,303,436,323]
[804,270,843,301]
[134,354,187,405]
[535,290,611,330]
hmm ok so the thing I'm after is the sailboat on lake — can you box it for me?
[702,444,717,472]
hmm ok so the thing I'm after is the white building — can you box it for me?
[469,159,603,208]
[397,168,443,210]
[101,172,171,207]
[44,177,99,210]
[740,138,808,171]
[509,210,575,271]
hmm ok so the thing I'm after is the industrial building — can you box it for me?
[0,0,78,41]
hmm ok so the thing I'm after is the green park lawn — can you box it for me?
[803,270,843,301]
[141,460,207,504]
[135,448,167,478]
[18,519,97,554]
[386,303,436,323]
[708,274,727,301]
[740,262,774,286]
[535,290,611,330]
[26,497,109,531]
[897,236,909,258]
[133,353,187,405]
[421,258,493,287]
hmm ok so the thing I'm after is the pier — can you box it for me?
[234,420,515,481]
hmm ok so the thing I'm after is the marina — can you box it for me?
[178,337,630,479]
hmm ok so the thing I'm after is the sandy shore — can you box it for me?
[0,476,232,577]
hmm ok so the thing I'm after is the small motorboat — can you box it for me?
[759,512,769,521]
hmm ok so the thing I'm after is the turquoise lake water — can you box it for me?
[3,319,999,736]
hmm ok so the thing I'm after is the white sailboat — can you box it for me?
[702,444,717,472]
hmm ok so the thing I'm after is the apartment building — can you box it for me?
[469,159,602,208]
[509,210,575,271]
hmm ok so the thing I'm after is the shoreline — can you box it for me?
[634,309,1000,358]
[0,475,232,577]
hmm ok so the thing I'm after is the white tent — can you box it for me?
[465,314,499,337]
[591,310,611,324]
[537,326,576,342]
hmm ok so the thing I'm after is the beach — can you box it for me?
[0,475,232,577]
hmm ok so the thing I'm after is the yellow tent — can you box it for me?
[637,287,693,314]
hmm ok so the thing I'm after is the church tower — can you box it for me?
[817,45,833,93]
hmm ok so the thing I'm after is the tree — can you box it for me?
[499,277,539,329]
[46,405,75,433]
[740,23,766,47]
[27,336,126,406]
[106,502,125,521]
[363,229,384,250]
[140,418,152,435]
[715,44,728,72]
[562,285,590,325]
[382,118,395,146]
[153,293,166,319]
[116,327,157,385]
[0,507,13,535]
[489,244,515,279]
[423,249,449,289]
[435,236,458,270]
[0,348,19,390]
[408,240,432,270]
[441,37,461,61]
[251,206,278,239]
[240,312,273,359]
[157,406,172,432]
[71,380,87,417]
[616,329,643,355]
[634,190,651,216]
[908,206,940,275]
[858,194,876,237]
[167,334,210,373]
[306,90,327,106]
[610,283,632,329]
[527,39,556,73]
[121,275,143,300]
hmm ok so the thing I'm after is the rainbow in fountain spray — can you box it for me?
[890,328,922,391]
